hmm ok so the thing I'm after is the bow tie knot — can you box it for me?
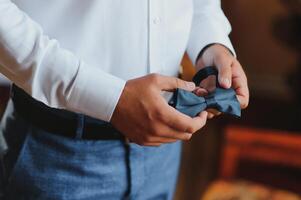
[204,93,217,108]
[169,66,241,118]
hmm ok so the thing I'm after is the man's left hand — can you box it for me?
[194,44,249,119]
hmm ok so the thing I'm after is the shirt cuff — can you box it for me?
[66,62,126,122]
[186,21,236,65]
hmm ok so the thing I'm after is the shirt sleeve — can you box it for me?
[186,0,236,65]
[0,0,125,122]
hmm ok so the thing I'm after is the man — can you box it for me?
[0,0,249,199]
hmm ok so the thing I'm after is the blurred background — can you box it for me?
[0,0,300,200]
[175,0,301,200]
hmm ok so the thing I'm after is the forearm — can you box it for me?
[186,0,235,65]
[0,0,125,121]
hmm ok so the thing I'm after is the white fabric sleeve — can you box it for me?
[0,0,125,122]
[187,0,236,64]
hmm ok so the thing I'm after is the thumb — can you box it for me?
[159,76,195,92]
[215,56,233,89]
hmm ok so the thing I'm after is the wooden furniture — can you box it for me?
[180,53,196,81]
[202,180,301,200]
[200,125,301,200]
[220,126,301,179]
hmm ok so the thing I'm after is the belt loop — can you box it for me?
[75,114,85,139]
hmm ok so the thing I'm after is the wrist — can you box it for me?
[195,43,217,64]
[196,43,234,63]
[196,43,234,70]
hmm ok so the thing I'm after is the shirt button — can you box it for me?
[153,17,161,25]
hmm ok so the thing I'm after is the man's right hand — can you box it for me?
[110,74,208,146]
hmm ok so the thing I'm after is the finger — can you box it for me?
[198,75,216,92]
[141,143,162,147]
[154,125,193,141]
[237,95,249,109]
[157,75,195,92]
[194,88,208,96]
[232,61,249,109]
[214,55,233,89]
[207,108,221,116]
[163,106,208,134]
[207,112,215,119]
[191,111,208,131]
[146,136,181,144]
[130,138,163,147]
[150,100,198,140]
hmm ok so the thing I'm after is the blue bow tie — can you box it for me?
[169,66,241,118]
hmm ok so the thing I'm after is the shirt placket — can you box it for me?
[148,0,165,74]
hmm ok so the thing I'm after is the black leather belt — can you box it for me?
[11,84,124,140]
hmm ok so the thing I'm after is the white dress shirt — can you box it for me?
[0,0,234,122]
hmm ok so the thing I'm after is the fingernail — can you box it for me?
[186,82,195,90]
[220,78,230,88]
